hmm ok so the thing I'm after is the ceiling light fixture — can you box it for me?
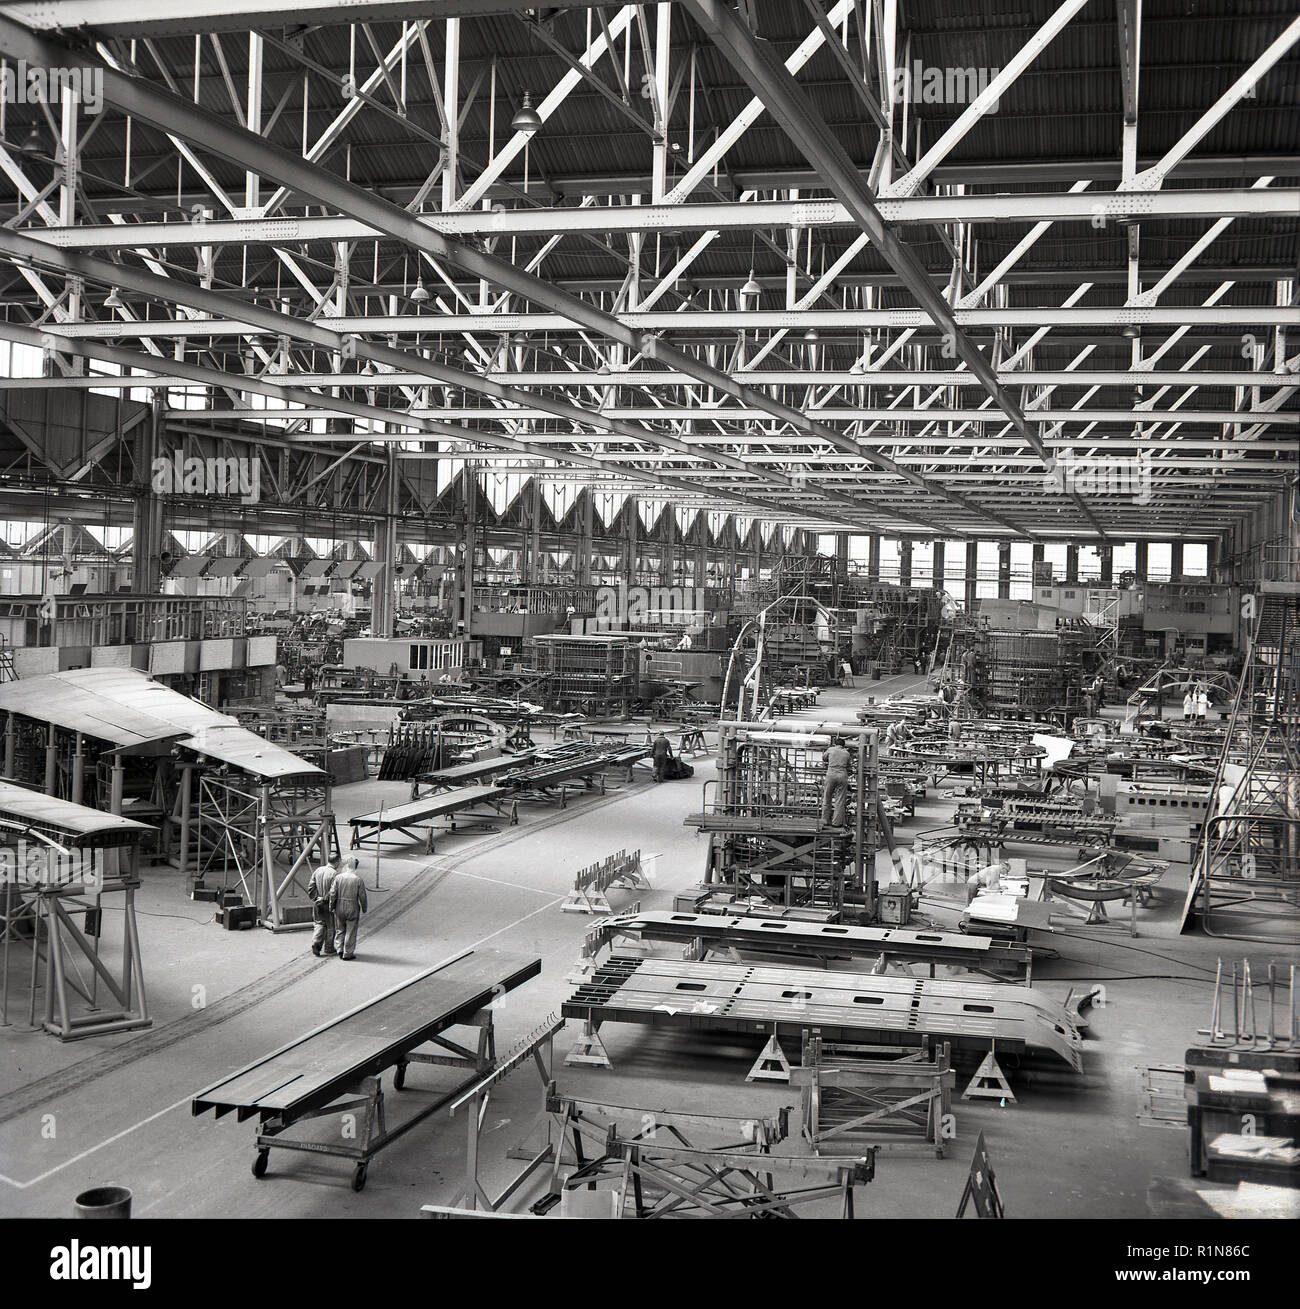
[409,277,430,304]
[511,91,543,133]
[103,287,125,310]
[740,269,762,299]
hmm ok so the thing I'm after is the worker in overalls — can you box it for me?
[820,739,852,828]
[307,862,338,957]
[328,856,369,961]
[651,731,673,783]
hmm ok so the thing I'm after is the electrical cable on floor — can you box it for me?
[134,909,220,924]
[1037,973,1219,984]
[1040,930,1224,974]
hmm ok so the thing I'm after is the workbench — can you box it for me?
[191,949,541,1191]
[348,783,516,852]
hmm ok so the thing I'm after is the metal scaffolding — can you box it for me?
[687,722,880,921]
[1,782,153,1039]
[1182,595,1300,941]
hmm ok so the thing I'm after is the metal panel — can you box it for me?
[148,641,192,676]
[199,638,238,671]
[0,779,154,843]
[246,635,277,667]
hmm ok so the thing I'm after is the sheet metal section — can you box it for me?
[0,780,154,844]
[565,957,1083,1071]
[0,668,322,780]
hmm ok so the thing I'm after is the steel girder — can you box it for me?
[683,0,1108,536]
[0,224,928,535]
[0,14,1032,540]
[33,189,1300,248]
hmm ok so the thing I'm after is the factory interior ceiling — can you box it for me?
[0,0,1296,545]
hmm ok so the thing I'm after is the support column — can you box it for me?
[109,754,125,815]
[577,493,594,586]
[458,472,477,636]
[651,3,672,203]
[867,535,881,582]
[528,479,542,584]
[132,402,164,593]
[931,541,944,591]
[997,542,1011,599]
[625,497,639,585]
[245,33,264,210]
[442,18,460,211]
[71,733,85,805]
[964,540,979,611]
[661,508,676,585]
[1170,540,1184,580]
[1134,540,1149,582]
[372,448,399,638]
[1099,545,1114,585]
[898,539,913,587]
[60,80,84,373]
[1066,544,1080,584]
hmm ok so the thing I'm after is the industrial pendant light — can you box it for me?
[511,91,542,133]
[103,287,125,310]
[409,276,430,304]
[19,122,42,157]
[740,269,762,299]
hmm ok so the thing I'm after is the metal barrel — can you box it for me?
[73,1185,132,1219]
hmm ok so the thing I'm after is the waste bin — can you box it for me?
[73,1186,132,1219]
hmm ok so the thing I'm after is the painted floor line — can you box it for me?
[445,869,565,894]
[1,1094,191,1191]
[467,897,566,951]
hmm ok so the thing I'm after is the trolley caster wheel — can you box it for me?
[352,1164,368,1192]
[393,1063,406,1090]
[252,1149,270,1179]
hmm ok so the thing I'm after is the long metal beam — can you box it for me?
[31,188,1300,249]
[2,1,582,35]
[146,404,1298,427]
[2,370,1293,392]
[35,308,1299,336]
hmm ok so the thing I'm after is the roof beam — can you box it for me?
[682,0,1105,538]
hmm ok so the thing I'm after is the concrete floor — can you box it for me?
[1,673,1294,1219]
